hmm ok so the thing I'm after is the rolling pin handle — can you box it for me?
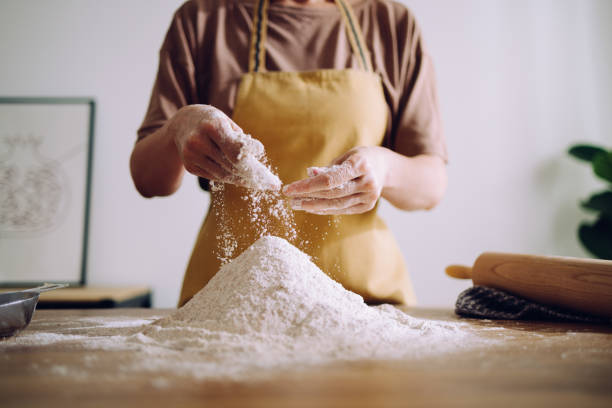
[445,265,473,280]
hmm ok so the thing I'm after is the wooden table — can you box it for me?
[1,308,611,407]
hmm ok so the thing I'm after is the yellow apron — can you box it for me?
[179,0,415,306]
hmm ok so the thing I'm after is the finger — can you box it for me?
[343,202,375,214]
[222,174,255,188]
[182,128,238,175]
[306,166,326,178]
[287,180,359,199]
[204,135,239,174]
[295,175,381,200]
[185,163,214,181]
[202,156,235,182]
[183,144,235,178]
[283,163,362,196]
[190,165,251,188]
[290,193,366,212]
[201,121,245,165]
[185,156,233,182]
[226,118,265,159]
[311,202,374,215]
[331,150,353,166]
[229,120,241,132]
[243,136,265,159]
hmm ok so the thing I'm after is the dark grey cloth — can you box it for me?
[455,286,610,324]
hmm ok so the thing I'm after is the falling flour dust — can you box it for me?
[1,236,503,383]
[203,106,298,262]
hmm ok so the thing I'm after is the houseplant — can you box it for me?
[568,143,612,260]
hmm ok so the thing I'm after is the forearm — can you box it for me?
[381,150,447,211]
[129,121,185,198]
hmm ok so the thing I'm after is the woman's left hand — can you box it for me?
[283,146,389,215]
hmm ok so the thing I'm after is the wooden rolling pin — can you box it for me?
[446,253,612,318]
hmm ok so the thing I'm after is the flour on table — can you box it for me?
[1,236,501,383]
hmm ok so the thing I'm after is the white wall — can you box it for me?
[394,0,612,305]
[0,0,610,308]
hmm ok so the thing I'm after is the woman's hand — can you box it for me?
[283,146,389,215]
[170,104,265,186]
[282,147,447,214]
[130,104,271,197]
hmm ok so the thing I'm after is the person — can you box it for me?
[130,0,448,306]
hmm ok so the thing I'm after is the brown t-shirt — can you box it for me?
[138,0,447,161]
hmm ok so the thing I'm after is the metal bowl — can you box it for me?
[0,291,40,338]
[0,284,68,338]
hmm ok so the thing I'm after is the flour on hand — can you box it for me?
[203,107,281,191]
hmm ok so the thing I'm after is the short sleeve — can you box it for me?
[137,4,200,141]
[389,11,447,162]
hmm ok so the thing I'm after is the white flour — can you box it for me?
[1,236,501,382]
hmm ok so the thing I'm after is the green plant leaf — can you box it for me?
[581,191,612,217]
[592,151,612,183]
[568,144,607,162]
[578,217,612,260]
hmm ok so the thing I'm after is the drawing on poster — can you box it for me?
[0,134,74,237]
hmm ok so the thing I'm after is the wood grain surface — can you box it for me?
[471,253,612,317]
[1,308,611,408]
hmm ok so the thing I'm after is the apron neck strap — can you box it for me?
[248,0,373,73]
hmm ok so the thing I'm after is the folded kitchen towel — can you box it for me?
[455,286,610,324]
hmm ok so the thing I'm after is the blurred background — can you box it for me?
[0,0,610,307]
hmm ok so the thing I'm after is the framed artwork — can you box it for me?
[0,97,95,287]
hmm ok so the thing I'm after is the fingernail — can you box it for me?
[282,184,293,195]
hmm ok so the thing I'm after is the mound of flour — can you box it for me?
[160,235,364,335]
[144,236,476,365]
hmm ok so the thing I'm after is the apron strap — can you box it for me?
[248,0,373,73]
[248,0,270,72]
[335,0,373,72]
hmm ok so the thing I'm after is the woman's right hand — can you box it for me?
[169,104,265,185]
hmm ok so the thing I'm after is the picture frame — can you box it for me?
[0,97,95,287]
